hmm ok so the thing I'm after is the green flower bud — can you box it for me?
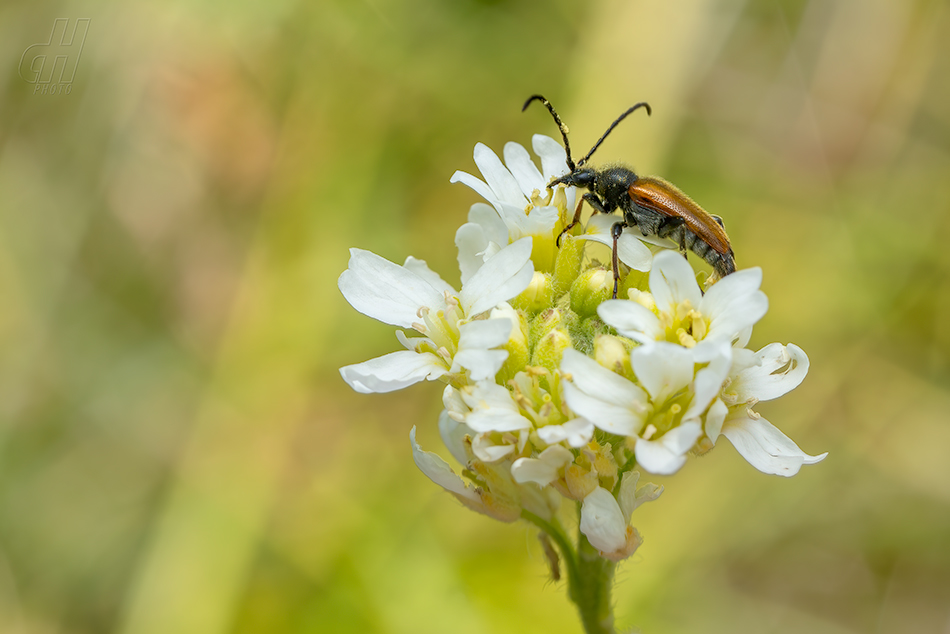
[552,236,583,297]
[532,326,572,376]
[512,271,553,314]
[491,304,530,384]
[593,334,633,379]
[570,267,613,318]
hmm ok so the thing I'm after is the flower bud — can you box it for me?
[593,334,632,377]
[490,304,530,383]
[552,236,583,297]
[563,464,599,500]
[532,327,572,376]
[570,268,613,319]
[512,271,553,314]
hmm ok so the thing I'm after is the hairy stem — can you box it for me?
[570,506,617,634]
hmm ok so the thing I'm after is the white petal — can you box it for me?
[704,398,728,443]
[458,318,512,350]
[494,201,533,237]
[561,349,649,410]
[471,433,516,462]
[455,222,490,287]
[338,248,446,328]
[402,256,455,296]
[442,384,467,422]
[460,237,534,317]
[461,382,532,432]
[683,343,732,421]
[702,267,762,309]
[700,268,768,340]
[733,325,754,349]
[451,349,508,381]
[473,143,526,206]
[450,170,497,208]
[469,202,510,245]
[617,470,663,522]
[732,343,809,403]
[395,329,435,353]
[532,134,570,181]
[503,142,545,198]
[511,445,574,486]
[561,380,643,436]
[522,205,560,236]
[650,250,702,315]
[579,215,655,271]
[537,418,595,447]
[597,300,663,343]
[340,350,446,393]
[438,409,471,465]
[721,412,827,477]
[580,487,627,554]
[582,213,620,237]
[635,422,702,475]
[489,303,524,346]
[410,427,480,502]
[631,342,694,403]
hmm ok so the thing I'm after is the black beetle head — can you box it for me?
[550,166,597,190]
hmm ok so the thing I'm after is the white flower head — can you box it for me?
[340,123,824,577]
[705,342,827,476]
[580,471,663,562]
[561,342,733,476]
[598,250,768,361]
[339,238,534,393]
[452,136,577,279]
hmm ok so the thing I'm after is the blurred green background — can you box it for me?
[1,0,949,632]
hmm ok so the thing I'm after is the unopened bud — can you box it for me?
[532,327,571,375]
[593,334,631,377]
[570,268,613,318]
[552,236,583,297]
[512,271,553,314]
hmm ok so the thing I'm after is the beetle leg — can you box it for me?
[556,196,586,247]
[584,192,609,214]
[611,221,624,298]
[711,214,725,228]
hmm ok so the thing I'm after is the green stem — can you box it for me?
[520,510,580,590]
[522,507,617,634]
[570,506,617,634]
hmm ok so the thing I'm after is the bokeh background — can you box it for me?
[1,0,949,632]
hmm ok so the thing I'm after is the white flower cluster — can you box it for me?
[339,135,826,562]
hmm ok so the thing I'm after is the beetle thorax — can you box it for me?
[593,164,639,201]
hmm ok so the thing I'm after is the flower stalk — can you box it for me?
[573,526,617,634]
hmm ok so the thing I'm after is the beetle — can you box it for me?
[523,95,736,297]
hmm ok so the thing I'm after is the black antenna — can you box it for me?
[522,95,575,170]
[578,102,652,166]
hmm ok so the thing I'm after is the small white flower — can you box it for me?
[442,381,531,462]
[410,424,493,517]
[706,343,827,476]
[339,238,534,392]
[561,343,732,475]
[451,136,574,229]
[452,136,575,277]
[560,348,649,437]
[580,471,663,561]
[536,418,595,448]
[598,250,768,361]
[459,381,533,433]
[511,445,574,487]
